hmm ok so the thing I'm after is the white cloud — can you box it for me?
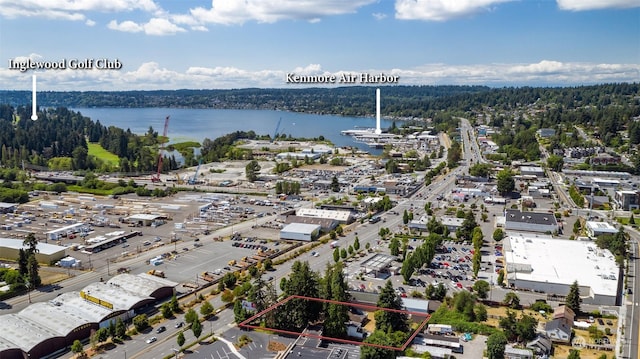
[395,0,514,21]
[143,18,186,36]
[557,0,640,11]
[0,0,159,19]
[85,19,96,26]
[2,60,638,90]
[372,12,387,20]
[189,0,376,25]
[107,19,143,33]
[107,18,185,35]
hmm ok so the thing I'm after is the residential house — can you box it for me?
[505,346,534,359]
[526,335,553,357]
[545,317,572,343]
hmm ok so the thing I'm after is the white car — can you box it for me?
[146,337,157,344]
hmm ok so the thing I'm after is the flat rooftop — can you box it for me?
[0,238,67,255]
[505,234,618,298]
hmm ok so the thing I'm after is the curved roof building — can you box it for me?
[0,273,177,359]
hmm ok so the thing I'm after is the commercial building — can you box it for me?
[279,223,321,241]
[296,208,353,224]
[124,214,166,227]
[614,190,640,210]
[283,215,338,233]
[504,234,620,305]
[360,253,397,277]
[504,210,558,234]
[585,221,618,238]
[0,202,18,214]
[520,166,545,177]
[44,222,91,241]
[0,273,177,359]
[0,238,66,264]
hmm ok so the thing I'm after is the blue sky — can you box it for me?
[0,0,638,90]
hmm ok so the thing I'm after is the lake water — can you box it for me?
[73,108,395,154]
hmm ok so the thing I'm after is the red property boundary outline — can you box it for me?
[238,294,431,351]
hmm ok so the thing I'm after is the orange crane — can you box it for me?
[151,116,170,183]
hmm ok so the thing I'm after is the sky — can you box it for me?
[0,0,638,91]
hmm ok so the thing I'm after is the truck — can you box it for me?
[200,271,215,282]
[147,269,165,278]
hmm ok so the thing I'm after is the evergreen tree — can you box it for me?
[330,175,340,192]
[245,160,261,182]
[17,248,28,276]
[375,280,409,333]
[27,254,41,288]
[322,263,349,338]
[566,280,581,314]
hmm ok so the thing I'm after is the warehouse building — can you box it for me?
[0,273,177,359]
[284,215,338,233]
[280,223,321,241]
[296,208,353,224]
[0,238,66,264]
[504,210,558,234]
[504,233,620,305]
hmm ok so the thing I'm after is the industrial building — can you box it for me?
[296,208,353,224]
[0,273,177,359]
[279,223,321,241]
[504,210,559,233]
[0,238,66,264]
[503,234,620,305]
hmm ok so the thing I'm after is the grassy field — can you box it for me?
[87,142,120,167]
[40,267,72,285]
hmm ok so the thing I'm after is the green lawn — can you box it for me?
[87,142,120,167]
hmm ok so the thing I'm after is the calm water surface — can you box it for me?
[73,108,395,154]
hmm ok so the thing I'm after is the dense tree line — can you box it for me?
[0,105,178,173]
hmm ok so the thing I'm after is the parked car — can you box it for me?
[146,337,157,344]
[156,326,166,333]
[175,322,184,328]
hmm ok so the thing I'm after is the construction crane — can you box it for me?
[187,158,202,185]
[271,117,282,143]
[151,116,170,183]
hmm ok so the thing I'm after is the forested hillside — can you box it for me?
[0,105,176,173]
[0,83,639,174]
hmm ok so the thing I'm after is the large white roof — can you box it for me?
[281,223,321,234]
[19,302,89,336]
[296,208,352,222]
[0,314,59,352]
[0,238,66,256]
[107,273,178,297]
[82,282,153,310]
[505,234,618,298]
[53,292,113,322]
